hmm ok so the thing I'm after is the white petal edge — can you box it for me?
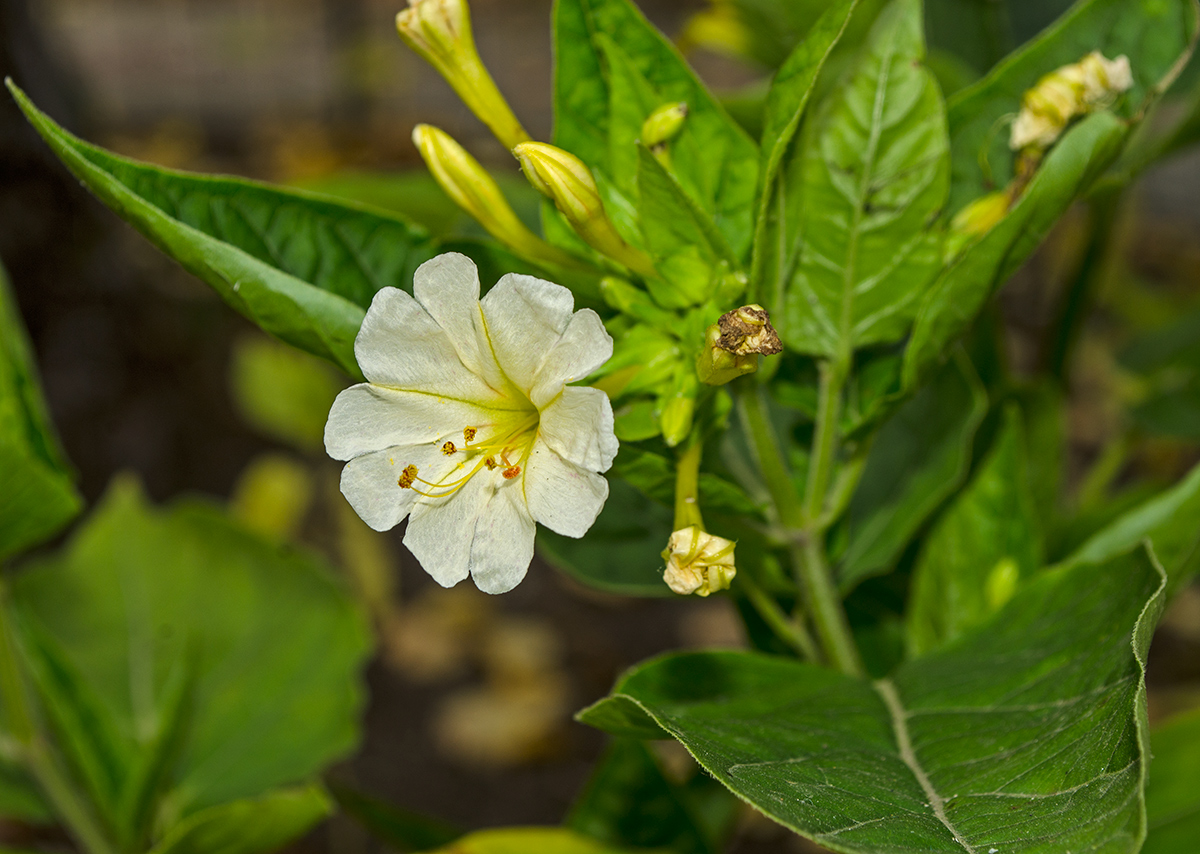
[524,440,609,538]
[480,273,575,393]
[354,286,501,404]
[528,308,613,410]
[538,386,619,472]
[403,472,492,589]
[325,384,504,461]
[339,443,443,532]
[468,482,536,594]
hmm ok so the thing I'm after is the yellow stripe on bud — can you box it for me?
[412,125,584,271]
[397,0,530,150]
[512,142,659,279]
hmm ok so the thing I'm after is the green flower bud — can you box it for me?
[413,125,583,271]
[641,102,688,148]
[944,191,1010,260]
[397,0,530,149]
[512,142,658,279]
[697,325,757,385]
[658,368,698,448]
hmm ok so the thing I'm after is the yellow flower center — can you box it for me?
[398,408,539,499]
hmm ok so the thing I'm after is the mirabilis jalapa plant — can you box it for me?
[8,0,1200,849]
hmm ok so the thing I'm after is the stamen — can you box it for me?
[441,441,458,455]
[502,466,521,479]
[463,426,477,443]
[398,464,419,489]
[484,458,498,470]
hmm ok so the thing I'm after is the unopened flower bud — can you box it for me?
[1010,50,1132,152]
[413,125,582,271]
[513,142,658,279]
[944,191,1010,260]
[397,0,530,149]
[658,368,698,448]
[697,325,756,385]
[641,103,688,148]
[661,526,736,597]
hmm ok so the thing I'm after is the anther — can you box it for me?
[398,464,419,489]
[502,466,521,479]
[441,441,457,455]
[463,427,477,443]
[484,458,498,471]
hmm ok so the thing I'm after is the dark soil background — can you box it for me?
[2,1,1199,853]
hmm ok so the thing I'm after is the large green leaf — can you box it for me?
[946,0,1199,210]
[8,80,440,377]
[552,0,759,260]
[779,0,949,358]
[566,739,727,854]
[1143,709,1200,854]
[0,259,81,561]
[833,353,987,592]
[905,406,1040,656]
[147,785,332,854]
[538,478,673,598]
[8,479,371,838]
[580,545,1165,853]
[903,111,1126,386]
[1064,459,1200,597]
[751,0,858,297]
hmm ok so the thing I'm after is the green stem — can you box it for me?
[797,360,865,677]
[674,435,706,531]
[738,571,821,662]
[0,588,117,854]
[735,380,803,528]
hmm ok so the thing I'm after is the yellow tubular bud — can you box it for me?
[396,0,530,150]
[661,526,736,597]
[641,102,688,148]
[412,125,584,271]
[512,142,659,279]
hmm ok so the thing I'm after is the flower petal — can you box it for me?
[324,383,498,461]
[354,286,502,404]
[403,471,492,588]
[480,273,575,393]
[410,253,508,393]
[524,440,609,538]
[339,443,443,532]
[528,308,613,409]
[468,482,536,594]
[538,387,618,472]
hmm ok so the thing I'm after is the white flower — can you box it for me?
[662,526,736,597]
[325,253,618,594]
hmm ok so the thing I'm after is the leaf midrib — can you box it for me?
[874,678,978,854]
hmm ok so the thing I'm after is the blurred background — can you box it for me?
[2,0,1200,852]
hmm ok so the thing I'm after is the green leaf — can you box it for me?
[946,0,1199,211]
[752,0,858,293]
[419,827,635,854]
[0,258,81,561]
[779,0,949,358]
[1143,708,1200,854]
[8,80,440,377]
[1064,459,1200,597]
[328,783,460,853]
[230,336,346,453]
[9,478,372,825]
[566,739,724,854]
[580,545,1166,853]
[538,478,672,598]
[833,352,987,592]
[903,111,1127,387]
[636,147,738,306]
[906,406,1040,656]
[146,785,332,854]
[0,762,51,825]
[611,446,762,518]
[552,0,759,259]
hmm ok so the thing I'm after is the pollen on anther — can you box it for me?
[484,458,498,470]
[398,464,418,489]
[463,426,477,443]
[441,441,457,455]
[502,466,521,480]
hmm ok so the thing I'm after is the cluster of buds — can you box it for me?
[662,526,736,597]
[696,304,783,385]
[1010,51,1132,153]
